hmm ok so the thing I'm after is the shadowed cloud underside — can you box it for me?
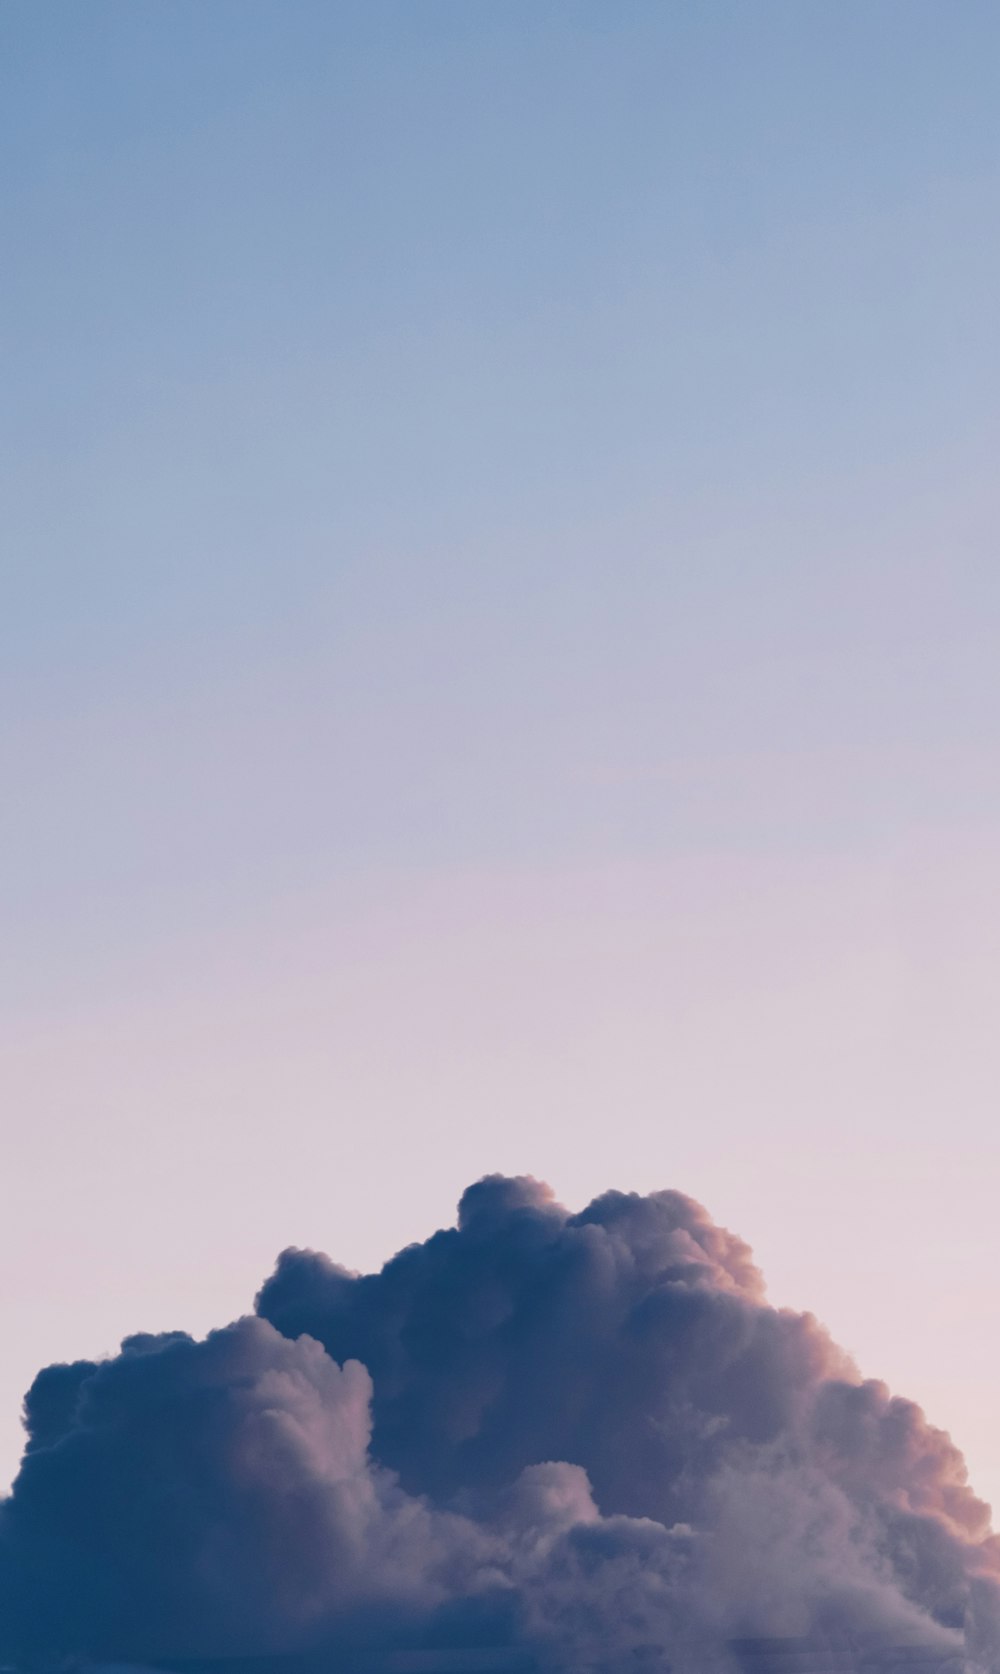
[1,1177,998,1672]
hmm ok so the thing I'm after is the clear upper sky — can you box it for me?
[3,1,1000,1509]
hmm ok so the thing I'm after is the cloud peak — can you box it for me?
[2,1177,997,1672]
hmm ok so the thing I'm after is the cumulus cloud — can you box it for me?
[1,1176,997,1672]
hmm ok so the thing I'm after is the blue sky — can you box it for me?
[3,1,1000,1510]
[5,3,999,909]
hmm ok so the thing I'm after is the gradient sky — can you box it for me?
[3,0,1000,1517]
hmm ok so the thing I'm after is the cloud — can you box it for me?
[1,1176,997,1672]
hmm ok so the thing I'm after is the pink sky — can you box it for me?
[6,831,1000,1513]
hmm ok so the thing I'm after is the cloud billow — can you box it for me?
[1,1176,997,1673]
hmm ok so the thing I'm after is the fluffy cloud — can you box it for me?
[1,1176,996,1672]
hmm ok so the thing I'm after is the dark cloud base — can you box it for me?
[1,1177,997,1674]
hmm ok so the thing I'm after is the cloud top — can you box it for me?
[2,1176,998,1672]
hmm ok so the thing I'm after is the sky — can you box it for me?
[2,0,1000,1528]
